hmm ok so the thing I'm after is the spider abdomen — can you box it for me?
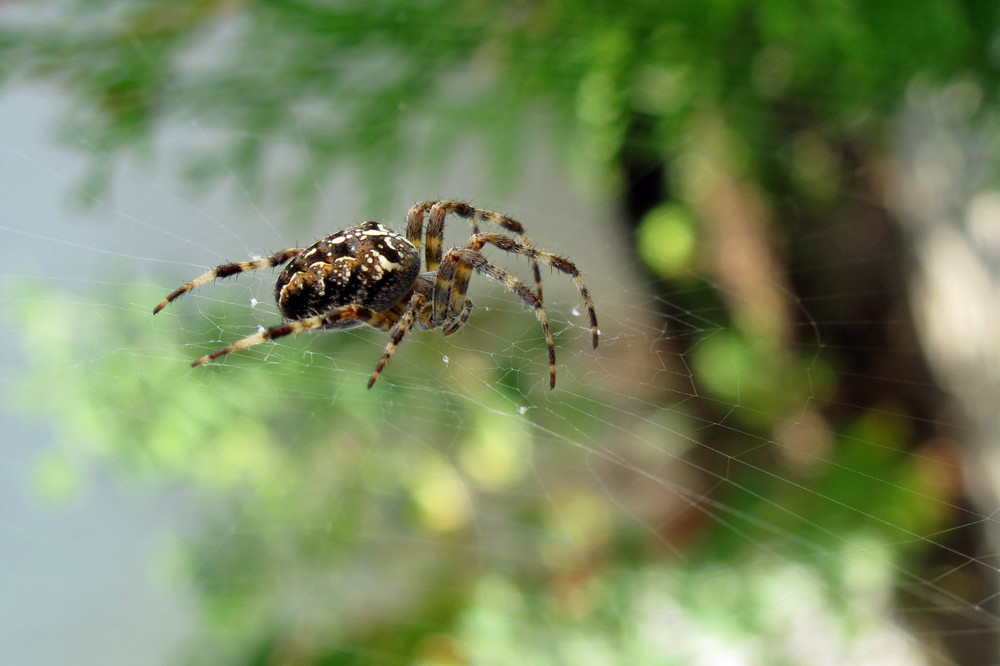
[275,221,420,323]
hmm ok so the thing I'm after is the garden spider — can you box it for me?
[153,200,599,388]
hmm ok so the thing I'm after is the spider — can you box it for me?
[153,200,599,389]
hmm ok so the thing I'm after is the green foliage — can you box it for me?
[9,280,953,663]
[4,0,997,663]
[635,204,698,279]
[2,0,995,214]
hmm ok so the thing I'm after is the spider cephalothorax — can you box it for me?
[153,201,599,388]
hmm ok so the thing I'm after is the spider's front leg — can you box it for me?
[466,234,599,349]
[191,305,396,367]
[406,201,544,301]
[441,298,473,336]
[429,262,474,336]
[434,247,558,388]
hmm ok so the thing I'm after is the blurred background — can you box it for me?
[2,1,1000,664]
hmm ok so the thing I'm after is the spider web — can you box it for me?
[2,45,999,666]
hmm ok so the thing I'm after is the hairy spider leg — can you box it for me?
[435,247,558,388]
[442,298,473,336]
[405,201,544,301]
[431,255,473,336]
[368,291,427,388]
[191,304,397,367]
[153,248,304,314]
[466,233,599,349]
[430,258,460,326]
[404,271,470,335]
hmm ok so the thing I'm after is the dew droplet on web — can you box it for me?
[442,355,450,364]
[257,325,265,334]
[572,307,580,316]
[250,298,258,308]
[518,405,528,415]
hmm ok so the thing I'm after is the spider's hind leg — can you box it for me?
[153,248,303,314]
[191,304,395,367]
[368,292,427,388]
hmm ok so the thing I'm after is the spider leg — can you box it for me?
[406,201,544,300]
[153,248,303,314]
[435,248,558,388]
[432,257,475,334]
[405,203,430,255]
[368,292,427,388]
[191,305,396,367]
[467,233,599,349]
[442,297,473,336]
